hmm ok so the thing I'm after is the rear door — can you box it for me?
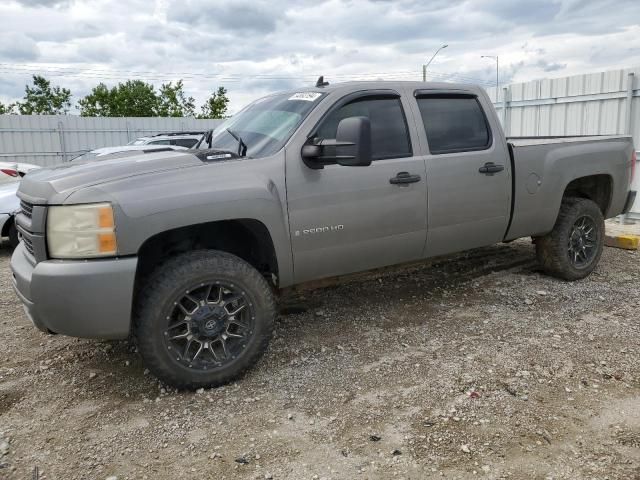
[285,90,428,283]
[412,91,512,256]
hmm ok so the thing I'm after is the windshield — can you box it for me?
[127,139,147,146]
[200,91,325,158]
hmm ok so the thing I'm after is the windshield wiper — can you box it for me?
[193,129,212,149]
[226,128,248,157]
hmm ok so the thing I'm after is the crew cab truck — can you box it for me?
[11,81,636,389]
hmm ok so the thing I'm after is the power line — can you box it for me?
[0,63,496,87]
[0,63,423,78]
[0,63,494,84]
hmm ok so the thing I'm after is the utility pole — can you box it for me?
[481,55,499,101]
[423,44,448,81]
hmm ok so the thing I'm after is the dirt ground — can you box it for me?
[0,239,639,480]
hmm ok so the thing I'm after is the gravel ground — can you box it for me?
[0,239,639,480]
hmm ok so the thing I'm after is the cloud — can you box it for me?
[0,32,40,60]
[0,0,639,112]
[536,59,567,72]
[171,0,279,33]
[0,77,26,105]
[10,0,72,7]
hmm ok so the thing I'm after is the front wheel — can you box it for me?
[535,197,604,281]
[134,250,276,389]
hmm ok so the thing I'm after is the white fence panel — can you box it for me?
[0,115,223,166]
[488,66,640,143]
[488,66,640,216]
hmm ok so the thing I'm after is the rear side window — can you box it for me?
[316,97,412,160]
[417,96,491,154]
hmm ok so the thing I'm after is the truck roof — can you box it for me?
[285,80,486,96]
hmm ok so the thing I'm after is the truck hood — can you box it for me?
[18,150,203,204]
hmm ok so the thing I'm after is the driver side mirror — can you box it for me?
[302,116,372,169]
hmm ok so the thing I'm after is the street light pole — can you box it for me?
[481,55,499,101]
[423,44,448,81]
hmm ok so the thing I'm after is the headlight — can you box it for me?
[47,203,118,258]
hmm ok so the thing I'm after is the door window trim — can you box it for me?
[307,89,413,161]
[413,91,493,155]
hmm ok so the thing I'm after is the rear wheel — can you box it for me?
[535,197,604,280]
[134,250,275,389]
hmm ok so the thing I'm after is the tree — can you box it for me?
[157,80,196,117]
[17,75,72,115]
[79,80,229,118]
[0,101,17,115]
[77,83,112,117]
[198,87,229,119]
[79,80,158,117]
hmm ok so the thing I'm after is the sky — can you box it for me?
[1,0,640,114]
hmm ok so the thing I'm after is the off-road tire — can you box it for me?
[134,250,276,389]
[8,221,19,249]
[536,197,604,281]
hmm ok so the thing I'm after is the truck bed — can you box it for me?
[504,134,634,241]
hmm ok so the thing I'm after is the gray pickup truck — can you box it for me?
[11,81,636,389]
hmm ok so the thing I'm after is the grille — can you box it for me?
[20,200,33,219]
[22,234,34,256]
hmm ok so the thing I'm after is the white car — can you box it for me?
[0,181,21,247]
[1,162,40,248]
[127,132,204,149]
[71,144,189,162]
[0,161,40,184]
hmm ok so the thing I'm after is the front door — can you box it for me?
[285,91,428,283]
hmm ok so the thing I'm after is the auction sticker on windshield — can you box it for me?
[288,92,323,102]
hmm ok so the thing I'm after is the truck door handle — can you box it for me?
[390,172,421,185]
[479,162,504,175]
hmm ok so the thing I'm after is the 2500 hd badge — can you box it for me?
[295,224,345,236]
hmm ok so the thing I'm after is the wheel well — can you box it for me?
[563,175,612,215]
[135,219,279,292]
[1,215,13,237]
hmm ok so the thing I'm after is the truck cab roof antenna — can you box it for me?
[315,76,329,87]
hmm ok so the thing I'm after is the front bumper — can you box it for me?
[11,243,138,339]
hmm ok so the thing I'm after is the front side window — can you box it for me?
[316,97,412,160]
[200,91,325,158]
[416,95,491,154]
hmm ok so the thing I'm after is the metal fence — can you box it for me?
[487,66,640,144]
[0,115,223,166]
[487,66,640,216]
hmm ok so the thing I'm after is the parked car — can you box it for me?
[71,144,189,162]
[11,81,636,389]
[0,161,40,183]
[0,162,40,247]
[127,132,205,149]
[0,180,21,247]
